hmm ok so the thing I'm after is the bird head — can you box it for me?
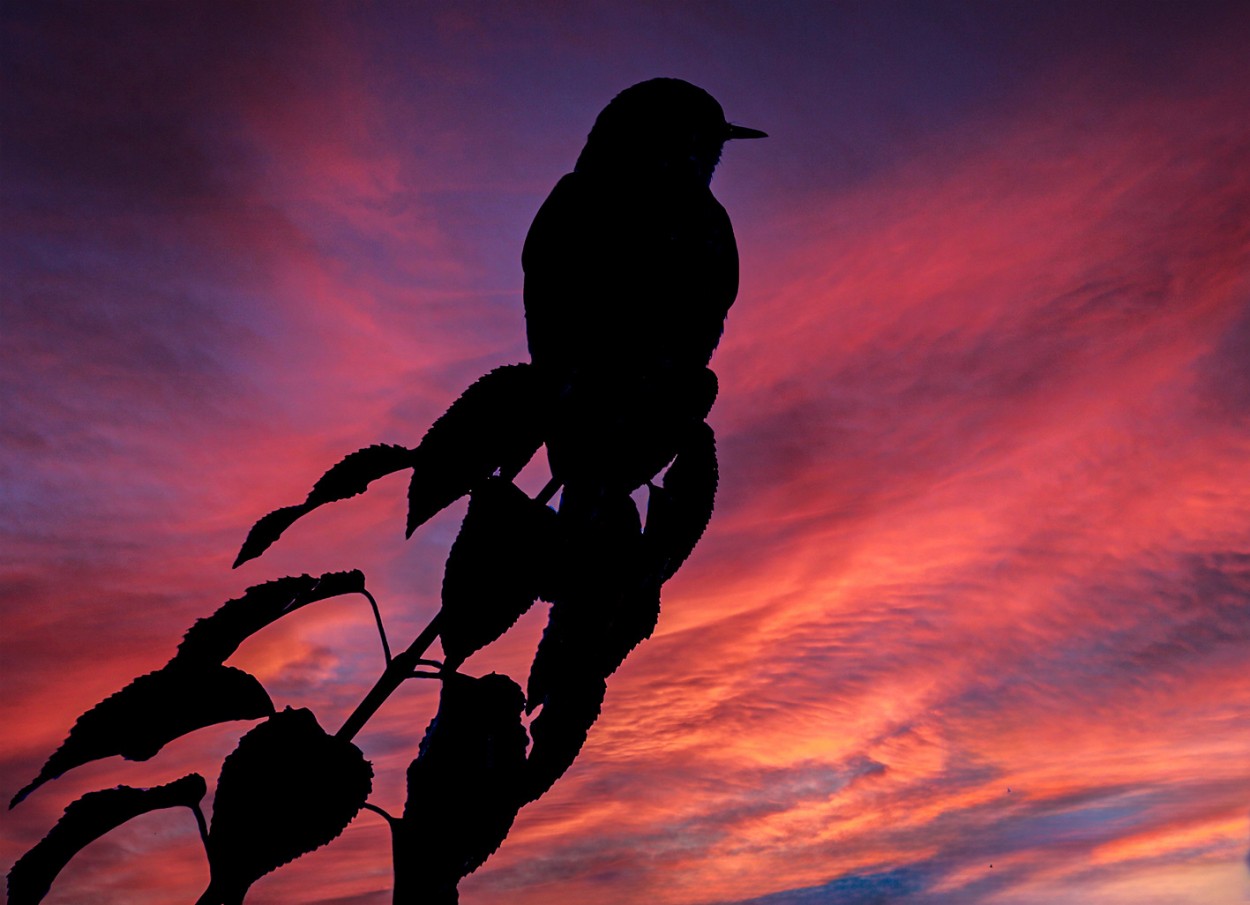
[575,78,766,186]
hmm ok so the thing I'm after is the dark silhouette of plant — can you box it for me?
[201,708,373,905]
[8,775,208,905]
[7,78,763,904]
[391,672,529,903]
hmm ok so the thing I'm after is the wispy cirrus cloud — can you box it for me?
[4,3,1250,904]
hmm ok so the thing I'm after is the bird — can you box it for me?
[524,77,765,382]
[516,81,762,801]
[521,78,765,497]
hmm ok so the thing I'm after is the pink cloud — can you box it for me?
[4,4,1250,905]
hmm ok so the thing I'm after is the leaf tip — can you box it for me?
[9,769,51,808]
[233,505,311,569]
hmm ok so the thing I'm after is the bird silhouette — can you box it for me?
[517,81,762,800]
[522,78,765,496]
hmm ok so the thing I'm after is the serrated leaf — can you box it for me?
[232,505,309,569]
[234,444,416,566]
[176,571,366,666]
[406,364,549,537]
[644,420,718,582]
[306,443,416,506]
[297,568,368,602]
[11,665,272,808]
[546,366,717,494]
[524,580,659,707]
[8,774,206,905]
[521,675,608,804]
[439,478,558,669]
[518,492,661,799]
[526,492,658,710]
[549,485,645,599]
[202,707,372,905]
[394,673,528,899]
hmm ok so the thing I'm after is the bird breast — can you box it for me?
[522,171,739,378]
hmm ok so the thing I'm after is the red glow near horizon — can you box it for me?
[3,4,1250,904]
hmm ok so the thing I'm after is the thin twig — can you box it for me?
[335,613,443,741]
[189,801,211,849]
[360,802,397,826]
[333,477,560,741]
[535,476,562,506]
[360,589,392,665]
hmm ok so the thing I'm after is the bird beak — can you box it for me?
[725,122,768,140]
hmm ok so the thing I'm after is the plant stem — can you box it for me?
[333,477,562,742]
[335,612,442,741]
[360,802,397,825]
[360,588,393,664]
[535,476,562,506]
[190,801,210,849]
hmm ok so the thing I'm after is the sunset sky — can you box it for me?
[4,2,1250,903]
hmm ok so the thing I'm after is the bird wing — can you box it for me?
[522,172,739,378]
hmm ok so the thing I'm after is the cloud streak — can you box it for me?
[3,3,1249,904]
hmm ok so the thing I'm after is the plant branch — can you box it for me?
[190,801,211,850]
[335,612,442,741]
[333,477,561,742]
[535,476,562,506]
[360,802,397,825]
[360,589,392,665]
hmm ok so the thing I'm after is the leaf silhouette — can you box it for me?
[393,673,529,902]
[11,664,272,808]
[521,557,656,805]
[176,570,366,666]
[521,493,659,799]
[8,774,207,905]
[439,478,558,669]
[234,444,416,566]
[548,484,645,598]
[644,420,718,582]
[527,492,659,709]
[513,427,713,803]
[406,364,549,537]
[200,707,372,905]
[525,584,660,714]
[545,366,717,494]
[305,443,416,505]
[232,506,309,570]
[522,675,608,804]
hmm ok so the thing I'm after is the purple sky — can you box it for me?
[4,2,1250,903]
